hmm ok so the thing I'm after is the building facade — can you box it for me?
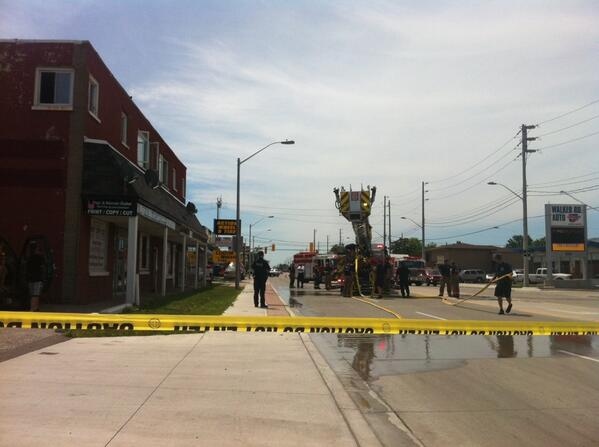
[0,39,208,309]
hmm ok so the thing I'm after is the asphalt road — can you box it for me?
[270,276,599,447]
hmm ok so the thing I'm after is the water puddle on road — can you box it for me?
[311,333,599,381]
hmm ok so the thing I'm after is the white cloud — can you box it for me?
[3,0,598,264]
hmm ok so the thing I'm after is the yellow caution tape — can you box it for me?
[1,311,598,335]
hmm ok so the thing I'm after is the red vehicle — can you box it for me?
[423,268,441,286]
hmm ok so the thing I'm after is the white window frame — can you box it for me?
[151,142,160,170]
[137,131,150,170]
[32,67,74,110]
[159,156,168,186]
[172,168,177,191]
[139,234,150,273]
[88,218,109,276]
[88,74,100,122]
[120,112,128,148]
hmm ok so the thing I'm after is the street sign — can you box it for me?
[212,250,236,263]
[213,219,238,235]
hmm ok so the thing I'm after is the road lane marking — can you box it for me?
[416,312,447,320]
[558,350,599,363]
[546,308,599,315]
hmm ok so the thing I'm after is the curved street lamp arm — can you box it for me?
[241,141,284,165]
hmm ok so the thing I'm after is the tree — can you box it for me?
[505,234,533,249]
[329,244,346,255]
[531,237,546,250]
[390,237,422,257]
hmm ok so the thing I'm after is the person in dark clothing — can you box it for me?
[26,242,45,311]
[449,262,460,298]
[296,264,305,288]
[251,251,270,308]
[374,261,386,298]
[314,263,322,289]
[396,262,410,297]
[288,263,296,288]
[438,259,451,297]
[493,254,513,314]
[324,260,333,290]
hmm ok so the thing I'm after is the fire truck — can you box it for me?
[333,185,379,295]
[292,252,342,285]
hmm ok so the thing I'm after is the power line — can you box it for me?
[535,130,599,151]
[535,113,599,138]
[429,132,519,185]
[536,99,599,126]
[528,170,599,188]
[428,157,517,201]
[427,196,520,227]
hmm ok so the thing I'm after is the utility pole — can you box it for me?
[313,228,317,253]
[216,196,222,219]
[522,124,536,287]
[388,200,392,250]
[383,195,387,249]
[326,235,329,253]
[421,181,427,262]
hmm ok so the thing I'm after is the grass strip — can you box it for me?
[63,284,241,337]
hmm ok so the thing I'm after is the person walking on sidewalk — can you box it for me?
[493,254,513,315]
[438,259,451,297]
[251,251,270,308]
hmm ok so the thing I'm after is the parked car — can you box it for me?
[528,268,572,284]
[459,269,486,283]
[223,262,245,280]
[409,268,427,286]
[424,269,441,286]
[269,267,281,277]
[511,269,524,282]
[485,272,495,282]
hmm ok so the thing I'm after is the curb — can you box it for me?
[270,285,383,447]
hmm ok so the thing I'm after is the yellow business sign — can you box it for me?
[212,250,236,263]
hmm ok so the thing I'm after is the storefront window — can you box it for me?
[89,219,108,275]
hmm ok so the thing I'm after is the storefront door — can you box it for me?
[113,229,127,295]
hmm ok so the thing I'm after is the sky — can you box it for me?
[2,0,598,266]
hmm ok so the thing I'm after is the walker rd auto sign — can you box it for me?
[86,198,137,217]
[214,219,238,236]
[546,204,587,252]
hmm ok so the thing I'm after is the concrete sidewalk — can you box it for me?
[0,281,380,446]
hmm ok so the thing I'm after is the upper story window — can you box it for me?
[181,178,185,198]
[137,131,150,169]
[33,67,74,110]
[158,154,169,185]
[120,112,128,147]
[88,75,100,120]
[172,168,177,191]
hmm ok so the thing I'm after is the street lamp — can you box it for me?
[236,140,294,288]
[249,215,274,267]
[400,216,425,261]
[488,181,529,286]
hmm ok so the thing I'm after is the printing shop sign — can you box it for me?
[86,198,137,217]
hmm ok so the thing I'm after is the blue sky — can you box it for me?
[2,0,598,265]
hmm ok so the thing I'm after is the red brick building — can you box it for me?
[0,39,208,309]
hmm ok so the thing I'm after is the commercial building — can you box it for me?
[0,39,209,309]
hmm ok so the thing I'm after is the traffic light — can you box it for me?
[271,244,275,252]
[265,247,268,254]
[309,242,314,252]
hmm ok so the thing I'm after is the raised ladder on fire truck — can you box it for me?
[333,185,377,296]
